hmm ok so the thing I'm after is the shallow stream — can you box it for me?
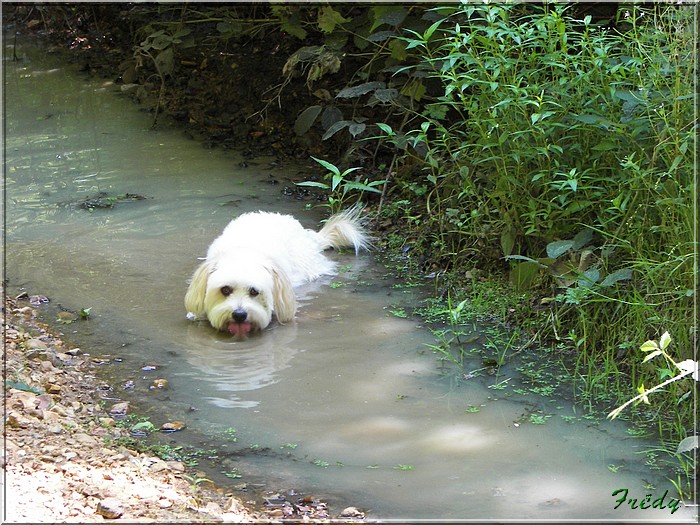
[4,39,693,521]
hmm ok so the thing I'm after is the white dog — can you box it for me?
[185,207,369,337]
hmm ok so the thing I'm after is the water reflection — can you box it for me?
[182,323,303,408]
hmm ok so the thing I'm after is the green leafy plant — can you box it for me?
[375,1,694,451]
[608,332,697,421]
[607,332,697,498]
[130,421,156,436]
[296,156,384,213]
[223,469,242,479]
[132,25,194,127]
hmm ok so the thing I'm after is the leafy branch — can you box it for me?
[607,332,698,425]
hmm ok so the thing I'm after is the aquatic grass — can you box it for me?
[528,413,552,425]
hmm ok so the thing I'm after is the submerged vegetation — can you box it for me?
[6,1,696,497]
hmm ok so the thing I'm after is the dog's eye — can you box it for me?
[220,286,233,296]
[249,287,259,297]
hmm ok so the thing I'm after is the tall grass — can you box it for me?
[388,3,695,438]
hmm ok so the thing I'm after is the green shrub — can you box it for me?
[384,2,695,440]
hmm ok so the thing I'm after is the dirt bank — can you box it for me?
[3,290,263,522]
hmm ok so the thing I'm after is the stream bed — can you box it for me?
[4,38,693,521]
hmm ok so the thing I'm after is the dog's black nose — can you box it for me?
[232,309,248,323]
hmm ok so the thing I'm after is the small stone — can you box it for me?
[109,401,129,416]
[73,433,98,445]
[201,501,223,520]
[6,412,31,429]
[148,459,169,473]
[49,404,68,416]
[165,460,185,472]
[17,306,35,318]
[46,423,64,434]
[11,390,39,410]
[26,338,48,351]
[160,421,186,432]
[57,311,78,323]
[151,378,169,389]
[340,506,365,518]
[46,384,61,394]
[98,417,116,427]
[96,497,124,519]
[36,394,54,410]
[29,294,49,306]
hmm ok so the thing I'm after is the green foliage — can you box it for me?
[391,3,693,263]
[352,4,695,476]
[296,156,384,213]
[132,24,194,126]
[5,380,43,395]
[608,332,697,420]
[380,0,694,421]
[608,331,697,498]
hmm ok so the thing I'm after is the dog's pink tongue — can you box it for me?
[228,322,252,337]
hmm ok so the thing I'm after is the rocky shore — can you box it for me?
[3,291,260,522]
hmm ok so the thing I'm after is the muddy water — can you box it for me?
[5,40,693,520]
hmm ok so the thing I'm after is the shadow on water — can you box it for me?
[5,39,694,521]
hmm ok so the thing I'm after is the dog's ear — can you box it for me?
[270,266,296,323]
[184,261,210,319]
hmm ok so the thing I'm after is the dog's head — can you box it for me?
[185,255,296,338]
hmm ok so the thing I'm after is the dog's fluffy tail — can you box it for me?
[318,205,371,255]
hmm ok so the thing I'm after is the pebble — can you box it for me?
[29,295,49,306]
[7,412,31,429]
[26,338,48,351]
[36,394,54,410]
[108,402,129,416]
[46,423,64,434]
[165,461,185,472]
[160,421,186,432]
[12,390,39,410]
[4,294,258,524]
[96,497,124,519]
[72,433,98,446]
[147,459,169,473]
[16,306,35,317]
[340,506,365,518]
